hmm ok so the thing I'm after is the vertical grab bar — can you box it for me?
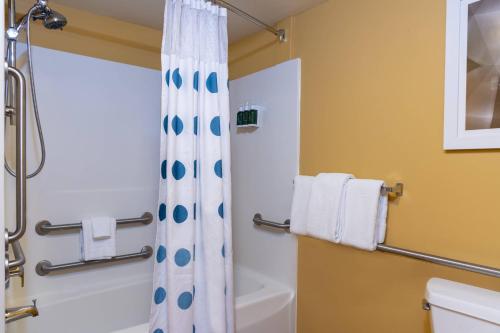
[6,66,27,243]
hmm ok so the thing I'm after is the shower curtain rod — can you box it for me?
[209,0,286,42]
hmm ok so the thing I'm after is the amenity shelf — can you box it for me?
[35,246,153,276]
[35,212,153,235]
[252,214,500,279]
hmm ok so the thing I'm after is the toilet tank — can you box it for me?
[426,278,500,333]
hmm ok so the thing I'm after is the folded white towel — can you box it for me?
[306,173,354,242]
[340,179,388,251]
[91,217,114,240]
[81,217,117,261]
[290,175,314,235]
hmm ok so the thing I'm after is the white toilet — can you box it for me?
[426,278,500,333]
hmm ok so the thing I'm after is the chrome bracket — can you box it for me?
[422,299,431,311]
[277,29,286,43]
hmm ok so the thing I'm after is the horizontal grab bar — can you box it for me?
[253,214,290,231]
[35,246,153,276]
[376,244,500,278]
[253,214,500,279]
[35,212,153,235]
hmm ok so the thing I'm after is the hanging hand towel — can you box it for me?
[81,217,117,261]
[91,217,114,240]
[340,179,388,251]
[290,175,314,235]
[306,173,354,242]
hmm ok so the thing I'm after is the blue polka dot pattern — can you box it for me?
[156,245,167,263]
[214,160,222,178]
[172,115,184,135]
[210,116,221,136]
[193,71,199,91]
[161,160,167,180]
[218,203,224,219]
[193,116,198,135]
[159,204,167,222]
[206,72,218,93]
[154,329,164,333]
[165,70,170,86]
[163,115,168,135]
[174,248,191,267]
[177,292,193,310]
[194,160,197,178]
[154,287,167,304]
[172,161,186,180]
[173,68,183,89]
[173,205,188,224]
[221,245,225,258]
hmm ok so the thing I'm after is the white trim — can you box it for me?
[444,0,500,149]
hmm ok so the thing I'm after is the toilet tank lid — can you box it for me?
[426,278,500,325]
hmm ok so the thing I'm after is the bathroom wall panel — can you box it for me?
[229,59,301,332]
[5,45,160,327]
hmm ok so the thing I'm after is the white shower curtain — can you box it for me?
[150,1,234,332]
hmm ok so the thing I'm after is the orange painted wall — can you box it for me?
[230,0,500,332]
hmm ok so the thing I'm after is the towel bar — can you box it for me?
[35,246,153,276]
[35,212,153,235]
[252,214,500,278]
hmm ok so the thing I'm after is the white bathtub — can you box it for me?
[7,267,294,333]
[114,267,295,333]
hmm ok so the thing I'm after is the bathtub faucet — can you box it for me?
[5,299,39,323]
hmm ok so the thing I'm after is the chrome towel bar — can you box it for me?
[35,246,153,276]
[253,214,500,279]
[35,212,153,235]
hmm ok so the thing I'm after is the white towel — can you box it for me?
[340,179,388,251]
[91,217,114,240]
[290,175,314,235]
[306,173,354,242]
[81,217,117,261]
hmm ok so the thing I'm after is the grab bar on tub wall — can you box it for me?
[253,214,290,231]
[253,214,500,279]
[35,246,153,276]
[6,66,27,243]
[35,212,153,235]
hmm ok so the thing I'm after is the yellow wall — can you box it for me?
[230,0,500,332]
[229,17,293,80]
[12,0,161,69]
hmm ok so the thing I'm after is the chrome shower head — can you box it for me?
[42,9,67,30]
[30,1,67,30]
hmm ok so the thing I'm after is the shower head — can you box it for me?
[41,9,67,30]
[30,1,68,30]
